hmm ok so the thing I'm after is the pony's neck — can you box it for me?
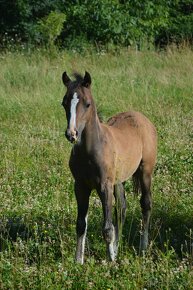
[81,103,102,153]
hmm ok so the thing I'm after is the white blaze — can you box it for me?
[69,92,79,131]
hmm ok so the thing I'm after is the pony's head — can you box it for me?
[62,71,93,144]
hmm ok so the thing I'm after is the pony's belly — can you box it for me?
[115,154,142,182]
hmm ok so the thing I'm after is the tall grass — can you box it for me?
[0,48,192,289]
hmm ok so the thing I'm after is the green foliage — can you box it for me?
[0,0,64,46]
[0,0,193,49]
[63,0,170,48]
[37,11,66,47]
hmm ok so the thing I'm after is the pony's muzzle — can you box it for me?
[65,128,78,143]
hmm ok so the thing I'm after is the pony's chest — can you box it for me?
[69,155,101,186]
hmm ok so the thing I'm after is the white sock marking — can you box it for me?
[80,215,88,264]
[76,215,88,264]
[108,226,115,261]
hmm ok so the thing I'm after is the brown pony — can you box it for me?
[61,71,157,264]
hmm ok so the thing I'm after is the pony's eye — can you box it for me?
[86,103,91,108]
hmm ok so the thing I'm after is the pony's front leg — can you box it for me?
[75,181,91,264]
[98,181,116,261]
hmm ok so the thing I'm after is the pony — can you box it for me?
[61,71,157,264]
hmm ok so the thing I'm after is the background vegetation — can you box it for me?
[0,48,193,289]
[0,0,193,50]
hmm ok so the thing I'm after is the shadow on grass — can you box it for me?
[123,208,193,258]
[0,205,192,261]
[0,212,75,263]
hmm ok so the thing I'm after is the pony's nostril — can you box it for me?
[65,129,78,143]
[72,130,78,140]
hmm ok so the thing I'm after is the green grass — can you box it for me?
[0,48,193,289]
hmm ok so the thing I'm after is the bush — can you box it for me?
[37,11,66,47]
[0,0,193,49]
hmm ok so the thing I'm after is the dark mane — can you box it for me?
[72,72,84,85]
[96,108,104,122]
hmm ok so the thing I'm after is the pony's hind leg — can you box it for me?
[113,183,127,257]
[138,166,152,252]
[75,181,91,264]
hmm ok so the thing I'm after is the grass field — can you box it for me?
[0,47,193,289]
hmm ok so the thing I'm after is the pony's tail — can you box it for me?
[132,170,141,195]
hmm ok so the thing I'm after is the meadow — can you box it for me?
[0,47,192,289]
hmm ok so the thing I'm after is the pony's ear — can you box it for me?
[82,71,91,88]
[62,71,71,87]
